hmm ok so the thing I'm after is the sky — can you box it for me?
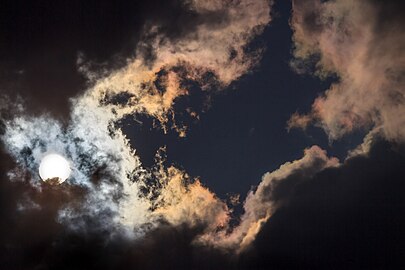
[0,0,404,269]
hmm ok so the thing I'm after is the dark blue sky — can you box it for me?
[123,0,365,198]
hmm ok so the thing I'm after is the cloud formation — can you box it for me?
[1,135,402,269]
[243,140,405,269]
[1,1,403,269]
[200,146,339,252]
[0,0,272,249]
[84,0,272,131]
[288,0,405,142]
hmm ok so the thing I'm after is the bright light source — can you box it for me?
[39,153,71,184]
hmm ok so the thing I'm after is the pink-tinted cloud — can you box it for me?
[289,0,405,142]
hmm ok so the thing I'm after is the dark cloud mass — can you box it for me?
[245,140,405,269]
[0,0,404,269]
[0,139,404,269]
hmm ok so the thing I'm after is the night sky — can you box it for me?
[0,0,404,269]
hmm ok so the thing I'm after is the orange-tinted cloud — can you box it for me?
[1,0,273,245]
[81,0,272,132]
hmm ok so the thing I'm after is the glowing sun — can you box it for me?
[39,153,71,184]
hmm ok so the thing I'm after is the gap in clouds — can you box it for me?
[121,0,365,205]
[0,0,404,269]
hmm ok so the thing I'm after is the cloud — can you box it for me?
[1,104,153,236]
[0,0,271,119]
[200,145,339,252]
[82,0,272,132]
[0,0,272,248]
[152,166,230,232]
[2,1,403,269]
[2,133,402,269]
[288,0,405,142]
[242,139,405,269]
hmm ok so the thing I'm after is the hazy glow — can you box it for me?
[39,153,71,183]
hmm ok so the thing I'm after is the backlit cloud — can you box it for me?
[0,0,273,248]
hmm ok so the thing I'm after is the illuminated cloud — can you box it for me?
[0,0,344,252]
[0,2,404,268]
[288,0,405,142]
[1,102,153,236]
[199,146,339,252]
[152,166,230,231]
[83,0,272,130]
[0,0,272,245]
